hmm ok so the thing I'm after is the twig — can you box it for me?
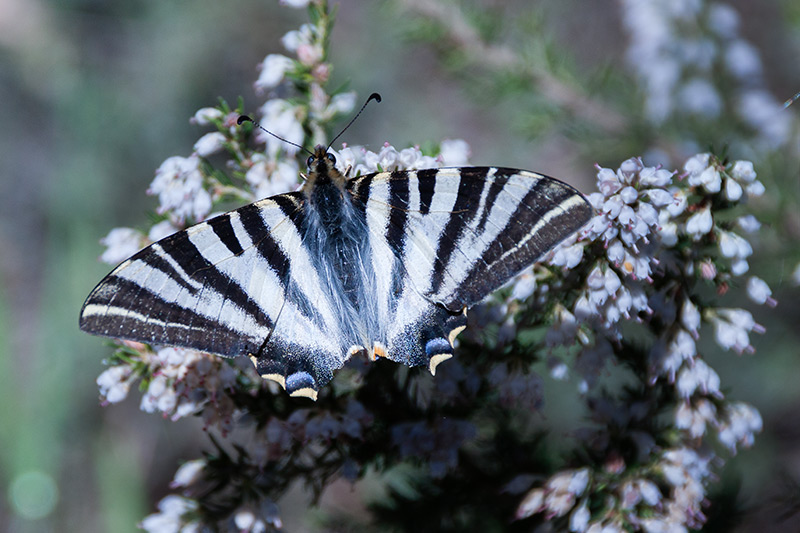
[397,0,628,134]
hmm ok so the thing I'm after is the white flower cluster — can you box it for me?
[245,154,301,200]
[536,153,771,369]
[716,402,763,454]
[232,503,283,533]
[99,220,178,266]
[641,447,712,532]
[149,155,213,224]
[330,139,471,177]
[142,458,284,532]
[541,157,673,343]
[652,156,768,442]
[516,469,591,523]
[515,447,716,533]
[585,158,674,280]
[252,17,356,155]
[97,346,245,434]
[512,151,769,531]
[139,495,200,533]
[621,0,793,149]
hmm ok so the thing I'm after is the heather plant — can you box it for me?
[89,1,797,531]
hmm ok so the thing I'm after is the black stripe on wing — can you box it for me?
[208,215,245,256]
[80,276,261,355]
[428,172,487,296]
[157,228,275,329]
[79,196,308,357]
[449,169,592,306]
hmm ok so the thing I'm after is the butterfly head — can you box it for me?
[306,145,338,175]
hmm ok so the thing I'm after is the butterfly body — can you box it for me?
[81,145,591,400]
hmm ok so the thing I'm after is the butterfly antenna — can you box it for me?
[237,115,313,156]
[784,90,800,109]
[327,92,382,150]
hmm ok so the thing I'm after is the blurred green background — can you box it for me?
[1,1,799,531]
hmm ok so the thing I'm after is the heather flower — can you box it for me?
[546,304,578,346]
[659,329,697,379]
[257,99,305,156]
[746,276,776,306]
[712,308,763,353]
[170,460,205,489]
[685,206,712,238]
[548,233,585,269]
[516,488,545,519]
[717,402,763,453]
[680,299,700,337]
[579,157,672,280]
[190,107,223,126]
[97,365,134,403]
[569,500,590,532]
[675,398,717,438]
[148,219,179,242]
[280,0,310,8]
[676,359,721,398]
[233,501,282,532]
[510,267,537,301]
[193,131,226,157]
[724,176,743,201]
[717,230,751,260]
[139,495,199,533]
[329,139,469,178]
[329,91,357,115]
[745,179,765,197]
[99,227,145,264]
[687,164,721,193]
[736,214,761,233]
[245,154,300,199]
[439,139,471,165]
[149,155,212,223]
[254,54,294,92]
[730,160,756,182]
[282,23,323,65]
[517,469,590,521]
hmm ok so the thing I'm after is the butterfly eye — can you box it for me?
[326,153,336,164]
[306,155,315,168]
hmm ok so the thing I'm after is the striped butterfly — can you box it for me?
[80,97,592,400]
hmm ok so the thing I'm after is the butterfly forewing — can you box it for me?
[349,167,591,307]
[80,197,301,357]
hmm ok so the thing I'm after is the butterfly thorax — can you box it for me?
[304,147,347,225]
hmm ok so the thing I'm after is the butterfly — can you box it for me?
[80,100,592,400]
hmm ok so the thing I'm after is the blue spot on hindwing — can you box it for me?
[286,371,316,394]
[425,337,452,357]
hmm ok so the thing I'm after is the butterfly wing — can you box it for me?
[347,167,592,372]
[80,193,348,398]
